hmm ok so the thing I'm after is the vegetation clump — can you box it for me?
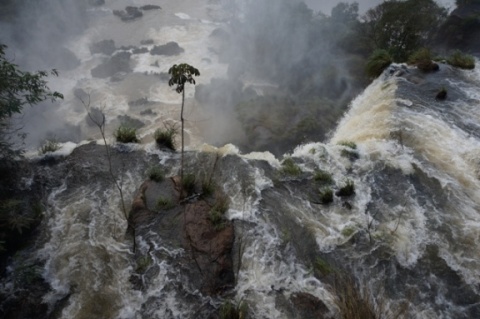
[114,125,139,143]
[157,196,175,210]
[38,139,60,155]
[219,300,247,319]
[147,166,164,182]
[338,141,359,160]
[446,50,475,69]
[154,123,177,150]
[313,257,334,276]
[408,48,439,72]
[319,187,334,204]
[314,169,333,184]
[209,194,229,231]
[336,180,355,197]
[135,255,153,273]
[181,173,196,196]
[281,157,302,176]
[365,50,393,78]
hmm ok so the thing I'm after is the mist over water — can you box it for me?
[1,1,480,318]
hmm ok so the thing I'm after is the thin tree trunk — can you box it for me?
[181,89,185,182]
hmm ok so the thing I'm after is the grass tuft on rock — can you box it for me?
[314,170,333,184]
[319,187,334,204]
[366,49,393,78]
[154,123,177,150]
[115,125,139,143]
[281,157,302,176]
[209,194,229,231]
[336,180,355,197]
[147,166,164,182]
[408,48,439,72]
[157,196,175,210]
[219,300,248,319]
[38,139,60,155]
[447,50,475,70]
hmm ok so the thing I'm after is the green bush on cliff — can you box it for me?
[447,50,475,69]
[281,157,302,176]
[154,123,177,150]
[38,139,60,155]
[147,166,164,182]
[209,194,229,231]
[408,48,440,72]
[114,125,139,143]
[365,50,393,78]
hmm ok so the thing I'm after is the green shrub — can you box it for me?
[147,166,164,182]
[365,49,393,78]
[219,300,248,319]
[447,50,475,70]
[38,139,60,155]
[182,173,196,196]
[154,124,177,150]
[115,125,139,143]
[157,196,175,210]
[408,48,439,72]
[338,141,359,160]
[319,187,334,204]
[313,257,334,276]
[136,255,153,273]
[314,170,333,184]
[209,194,229,231]
[281,157,302,176]
[201,180,215,198]
[338,141,357,149]
[336,180,355,197]
[0,199,34,234]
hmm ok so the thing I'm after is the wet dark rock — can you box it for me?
[117,115,145,129]
[88,0,105,6]
[416,60,440,73]
[436,88,447,100]
[129,172,235,296]
[113,6,143,21]
[128,97,152,107]
[140,109,157,116]
[0,274,50,319]
[119,45,136,51]
[150,42,184,56]
[91,52,132,79]
[132,47,149,54]
[90,39,116,55]
[110,72,128,82]
[289,292,330,319]
[140,39,154,45]
[140,5,161,11]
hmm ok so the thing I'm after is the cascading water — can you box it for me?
[1,0,480,318]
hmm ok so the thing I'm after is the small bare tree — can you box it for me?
[168,63,200,181]
[78,95,135,249]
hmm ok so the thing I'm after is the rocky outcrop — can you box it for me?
[150,42,184,56]
[113,6,143,22]
[128,175,235,295]
[90,39,116,55]
[91,52,132,79]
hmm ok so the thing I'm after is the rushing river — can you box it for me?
[1,0,480,318]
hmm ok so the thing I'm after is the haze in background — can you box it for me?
[304,0,455,14]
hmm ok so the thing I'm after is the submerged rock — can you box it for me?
[90,39,116,55]
[150,42,184,56]
[113,6,143,21]
[91,52,132,78]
